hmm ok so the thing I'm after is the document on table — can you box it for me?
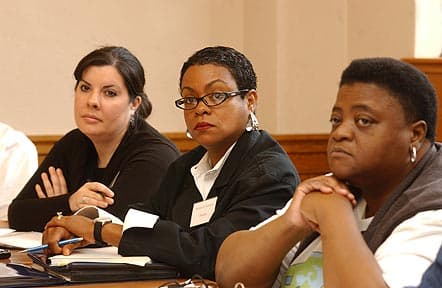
[0,228,42,249]
[47,246,151,267]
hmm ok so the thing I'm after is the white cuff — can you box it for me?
[122,208,159,232]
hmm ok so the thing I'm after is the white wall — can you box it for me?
[415,0,442,57]
[0,0,422,135]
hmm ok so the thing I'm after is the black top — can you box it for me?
[8,119,181,231]
[118,130,300,279]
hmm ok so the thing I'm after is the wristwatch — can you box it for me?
[93,217,112,246]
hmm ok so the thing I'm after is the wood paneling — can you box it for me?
[402,58,442,141]
[28,135,62,165]
[29,133,330,181]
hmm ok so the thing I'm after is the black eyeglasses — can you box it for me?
[175,89,250,110]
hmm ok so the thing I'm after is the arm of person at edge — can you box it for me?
[43,215,123,255]
[8,137,77,231]
[300,192,386,288]
[215,175,356,288]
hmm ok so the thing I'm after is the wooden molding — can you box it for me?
[28,133,330,180]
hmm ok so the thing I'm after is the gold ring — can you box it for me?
[57,211,63,220]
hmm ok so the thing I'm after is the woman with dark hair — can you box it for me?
[8,46,180,232]
[42,46,299,280]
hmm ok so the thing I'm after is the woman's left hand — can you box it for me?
[35,166,68,198]
[43,215,95,255]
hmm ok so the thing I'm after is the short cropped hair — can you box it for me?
[179,46,257,93]
[340,57,438,141]
[74,46,152,120]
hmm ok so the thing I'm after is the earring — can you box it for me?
[186,129,193,139]
[410,146,417,163]
[129,114,135,126]
[245,111,260,132]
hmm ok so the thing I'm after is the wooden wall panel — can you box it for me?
[28,135,62,165]
[402,58,442,141]
[29,133,330,181]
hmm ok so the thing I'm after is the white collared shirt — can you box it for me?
[190,143,235,200]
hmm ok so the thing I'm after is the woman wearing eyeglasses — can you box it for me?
[42,46,299,280]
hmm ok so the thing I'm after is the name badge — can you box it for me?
[190,197,218,227]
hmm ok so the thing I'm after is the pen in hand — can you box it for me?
[19,237,83,254]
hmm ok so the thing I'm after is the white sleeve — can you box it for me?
[0,127,38,221]
[122,208,159,232]
[250,199,292,230]
[375,210,442,288]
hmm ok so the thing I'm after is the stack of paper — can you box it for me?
[0,228,42,249]
[48,246,151,267]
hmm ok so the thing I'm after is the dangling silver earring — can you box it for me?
[129,114,135,126]
[245,111,260,132]
[186,129,193,139]
[410,146,417,163]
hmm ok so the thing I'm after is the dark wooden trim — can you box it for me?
[28,133,330,180]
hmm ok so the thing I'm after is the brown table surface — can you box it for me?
[0,221,212,287]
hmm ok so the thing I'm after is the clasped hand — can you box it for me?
[285,174,356,233]
[35,166,115,212]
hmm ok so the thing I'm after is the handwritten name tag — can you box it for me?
[190,197,218,227]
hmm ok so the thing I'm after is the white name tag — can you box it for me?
[190,197,218,227]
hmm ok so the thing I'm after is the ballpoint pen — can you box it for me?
[19,237,84,253]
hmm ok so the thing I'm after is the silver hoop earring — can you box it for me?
[186,129,193,139]
[410,146,417,163]
[245,112,260,132]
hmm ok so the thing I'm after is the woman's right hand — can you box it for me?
[68,182,115,212]
[35,166,68,198]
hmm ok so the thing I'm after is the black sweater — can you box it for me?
[8,119,180,231]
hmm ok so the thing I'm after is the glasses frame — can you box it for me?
[175,89,250,110]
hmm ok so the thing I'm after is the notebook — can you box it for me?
[29,249,179,283]
[0,262,66,287]
[0,229,42,249]
[46,246,151,267]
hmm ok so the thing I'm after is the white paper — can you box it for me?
[190,197,217,227]
[0,228,15,237]
[48,246,151,267]
[0,231,42,249]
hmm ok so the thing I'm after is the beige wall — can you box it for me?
[0,0,418,135]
